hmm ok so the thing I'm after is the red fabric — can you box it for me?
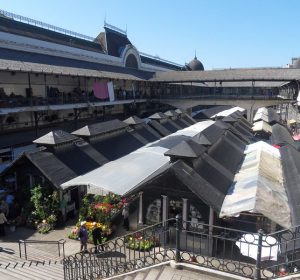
[272,145,281,149]
[93,82,109,99]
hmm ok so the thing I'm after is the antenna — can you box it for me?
[195,49,197,59]
[104,13,107,26]
[125,24,127,35]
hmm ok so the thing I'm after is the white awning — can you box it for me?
[61,120,214,195]
[252,120,272,133]
[210,107,245,118]
[220,141,291,229]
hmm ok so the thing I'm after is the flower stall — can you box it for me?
[68,192,123,243]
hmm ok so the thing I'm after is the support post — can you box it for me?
[182,198,188,230]
[255,229,263,280]
[162,195,168,223]
[162,195,169,247]
[208,207,214,256]
[138,191,143,226]
[175,214,182,263]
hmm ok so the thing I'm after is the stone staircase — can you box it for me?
[0,241,64,280]
[108,262,237,280]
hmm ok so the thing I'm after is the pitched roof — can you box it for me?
[271,123,296,148]
[164,139,207,159]
[192,133,212,146]
[72,119,128,137]
[164,110,179,117]
[123,116,145,125]
[26,151,77,189]
[33,130,78,145]
[148,112,168,120]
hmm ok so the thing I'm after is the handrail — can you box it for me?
[18,239,66,260]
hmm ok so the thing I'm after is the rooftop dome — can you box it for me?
[186,56,204,71]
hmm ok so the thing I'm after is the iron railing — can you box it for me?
[63,217,300,280]
[18,239,66,260]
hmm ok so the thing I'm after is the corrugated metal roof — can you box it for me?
[150,68,300,82]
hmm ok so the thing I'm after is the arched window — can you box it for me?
[125,54,138,69]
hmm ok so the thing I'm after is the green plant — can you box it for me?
[37,222,52,234]
[28,185,60,232]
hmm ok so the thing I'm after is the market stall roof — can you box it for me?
[123,116,145,125]
[61,120,214,195]
[164,110,180,118]
[271,123,297,148]
[280,145,300,226]
[33,130,78,145]
[220,141,291,229]
[72,119,128,137]
[90,129,147,161]
[148,112,168,120]
[194,106,233,119]
[252,120,272,134]
[210,107,246,119]
[26,151,77,189]
[164,139,207,159]
[148,120,172,137]
[253,107,280,124]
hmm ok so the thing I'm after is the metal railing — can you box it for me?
[63,217,300,280]
[18,239,66,260]
[0,9,94,41]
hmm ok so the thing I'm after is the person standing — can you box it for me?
[122,203,130,231]
[0,209,7,236]
[92,222,104,253]
[78,221,88,252]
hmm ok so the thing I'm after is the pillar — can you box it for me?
[247,107,253,122]
[162,195,169,246]
[162,195,169,223]
[138,192,143,225]
[208,207,214,256]
[182,198,188,230]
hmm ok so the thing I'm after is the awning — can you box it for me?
[210,107,245,119]
[220,141,291,229]
[61,120,214,195]
[252,120,272,134]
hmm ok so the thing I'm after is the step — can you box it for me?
[123,276,134,280]
[157,266,176,280]
[133,272,145,280]
[144,268,163,280]
[0,262,64,280]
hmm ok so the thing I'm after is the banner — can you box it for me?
[93,82,109,100]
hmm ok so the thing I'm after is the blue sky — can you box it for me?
[0,0,299,69]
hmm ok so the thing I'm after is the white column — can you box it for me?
[138,192,143,225]
[162,195,169,223]
[208,207,214,256]
[182,198,188,230]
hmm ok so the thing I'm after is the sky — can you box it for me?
[0,0,299,70]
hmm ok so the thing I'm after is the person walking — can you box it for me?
[78,221,88,252]
[92,222,104,253]
[0,209,7,236]
[122,203,130,231]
